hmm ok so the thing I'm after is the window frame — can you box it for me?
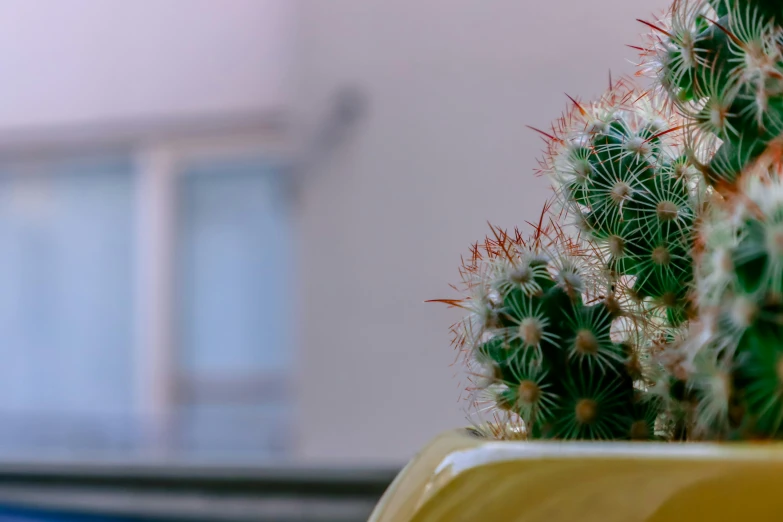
[0,115,296,459]
[134,132,295,458]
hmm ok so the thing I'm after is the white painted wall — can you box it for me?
[294,0,672,465]
[0,0,291,130]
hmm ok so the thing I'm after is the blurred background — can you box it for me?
[0,0,670,519]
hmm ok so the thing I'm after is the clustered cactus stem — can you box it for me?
[641,0,783,186]
[536,79,704,330]
[638,0,783,440]
[434,207,658,440]
[435,0,783,441]
[683,155,783,438]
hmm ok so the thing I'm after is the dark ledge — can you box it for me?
[0,462,400,522]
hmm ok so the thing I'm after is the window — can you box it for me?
[0,139,293,460]
[0,156,137,455]
[175,158,292,458]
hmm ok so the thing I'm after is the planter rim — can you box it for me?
[369,428,783,522]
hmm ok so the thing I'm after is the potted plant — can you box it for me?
[370,1,783,520]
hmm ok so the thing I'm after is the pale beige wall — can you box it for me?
[294,0,672,465]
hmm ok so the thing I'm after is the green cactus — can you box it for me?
[643,0,783,185]
[432,0,783,443]
[441,217,657,440]
[634,0,783,440]
[536,82,710,438]
[539,80,703,330]
[684,169,783,439]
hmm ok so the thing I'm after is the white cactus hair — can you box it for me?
[635,0,717,97]
[688,345,734,439]
[637,0,783,179]
[698,159,783,302]
[434,201,621,436]
[695,209,738,308]
[724,1,783,132]
[537,79,686,206]
[535,78,705,256]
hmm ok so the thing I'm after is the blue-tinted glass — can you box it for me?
[0,157,136,453]
[177,160,291,376]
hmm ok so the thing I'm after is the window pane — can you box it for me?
[176,159,292,457]
[178,161,291,376]
[0,157,136,455]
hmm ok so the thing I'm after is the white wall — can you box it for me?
[294,0,672,465]
[0,0,292,130]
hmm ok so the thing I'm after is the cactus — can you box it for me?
[431,0,783,443]
[641,0,783,185]
[635,0,783,440]
[437,209,657,441]
[538,80,703,330]
[681,157,783,439]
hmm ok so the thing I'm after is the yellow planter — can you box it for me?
[369,428,783,521]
